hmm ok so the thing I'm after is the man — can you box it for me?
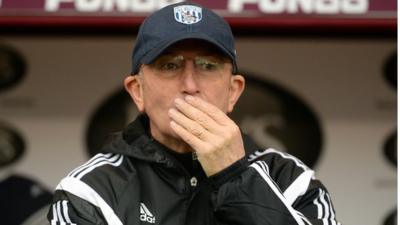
[48,2,340,225]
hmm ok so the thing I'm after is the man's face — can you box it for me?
[125,40,244,149]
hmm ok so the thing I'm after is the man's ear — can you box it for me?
[124,75,145,112]
[227,74,245,113]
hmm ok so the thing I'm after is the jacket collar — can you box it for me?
[102,114,176,166]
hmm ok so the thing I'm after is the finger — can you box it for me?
[168,108,211,141]
[169,120,205,151]
[174,98,222,133]
[184,95,232,126]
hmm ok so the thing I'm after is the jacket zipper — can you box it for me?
[190,151,198,187]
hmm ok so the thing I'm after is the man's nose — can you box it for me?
[181,61,199,95]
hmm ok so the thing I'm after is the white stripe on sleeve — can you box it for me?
[56,176,123,225]
[62,200,75,224]
[320,191,330,221]
[250,162,305,225]
[313,189,323,219]
[75,154,123,179]
[283,170,314,205]
[68,153,113,177]
[51,203,58,225]
[314,189,329,225]
[298,212,312,225]
[249,148,314,177]
[56,201,65,224]
[326,194,338,225]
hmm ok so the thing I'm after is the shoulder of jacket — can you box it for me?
[248,148,312,172]
[247,148,315,192]
[52,153,140,224]
[66,153,127,181]
[56,153,139,205]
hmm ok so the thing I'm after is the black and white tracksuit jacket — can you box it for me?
[48,115,340,225]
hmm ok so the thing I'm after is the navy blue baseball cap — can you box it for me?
[131,2,238,75]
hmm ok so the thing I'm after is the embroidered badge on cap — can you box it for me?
[174,5,202,25]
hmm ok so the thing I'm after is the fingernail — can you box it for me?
[174,98,184,106]
[168,108,174,117]
[185,95,195,102]
[170,120,177,127]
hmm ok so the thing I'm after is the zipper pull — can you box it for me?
[190,177,198,187]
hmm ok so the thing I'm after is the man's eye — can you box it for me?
[161,62,180,70]
[200,62,218,70]
[196,58,220,71]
